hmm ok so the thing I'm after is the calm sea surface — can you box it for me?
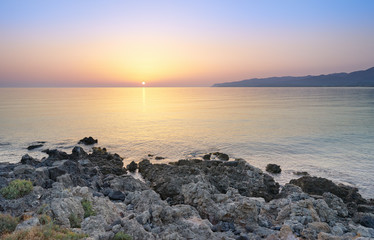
[0,87,373,198]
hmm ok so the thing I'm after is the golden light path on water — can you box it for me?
[0,88,373,198]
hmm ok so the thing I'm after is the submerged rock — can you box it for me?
[266,164,281,174]
[78,136,98,145]
[27,144,43,150]
[293,171,309,176]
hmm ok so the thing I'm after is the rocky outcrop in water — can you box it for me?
[78,136,98,145]
[0,141,373,239]
[266,163,282,174]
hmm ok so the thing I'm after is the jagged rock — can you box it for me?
[42,149,69,162]
[81,215,109,238]
[88,147,126,175]
[13,164,35,176]
[71,146,88,159]
[323,192,349,217]
[266,164,281,174]
[51,197,84,227]
[127,161,137,172]
[15,217,40,231]
[105,175,148,192]
[49,160,79,181]
[20,154,40,166]
[289,176,366,204]
[0,143,371,240]
[56,174,74,188]
[78,137,98,145]
[139,159,279,204]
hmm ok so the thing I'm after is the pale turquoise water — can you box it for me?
[0,87,373,198]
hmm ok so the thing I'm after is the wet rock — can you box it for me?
[289,176,366,204]
[127,161,137,172]
[20,154,40,166]
[27,144,43,150]
[266,164,281,174]
[293,171,309,176]
[41,149,69,163]
[78,136,98,145]
[212,152,229,161]
[203,154,211,160]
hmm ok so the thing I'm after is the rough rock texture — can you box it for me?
[0,140,373,240]
[139,159,279,204]
[78,136,98,145]
[289,176,366,204]
[126,161,138,172]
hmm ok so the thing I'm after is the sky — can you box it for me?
[0,0,374,87]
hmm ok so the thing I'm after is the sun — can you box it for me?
[142,82,146,85]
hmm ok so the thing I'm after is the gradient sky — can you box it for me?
[1,0,374,87]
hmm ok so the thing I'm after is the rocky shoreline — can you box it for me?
[0,140,373,239]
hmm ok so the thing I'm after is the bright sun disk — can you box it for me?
[142,82,146,85]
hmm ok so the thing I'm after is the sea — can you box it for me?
[0,87,373,198]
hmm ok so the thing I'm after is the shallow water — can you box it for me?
[0,87,373,198]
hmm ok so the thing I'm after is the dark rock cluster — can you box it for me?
[0,139,373,239]
[78,136,98,145]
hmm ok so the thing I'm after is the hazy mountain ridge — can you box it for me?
[212,67,374,87]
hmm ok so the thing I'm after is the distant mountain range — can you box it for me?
[212,67,374,87]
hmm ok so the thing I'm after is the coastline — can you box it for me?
[0,139,373,239]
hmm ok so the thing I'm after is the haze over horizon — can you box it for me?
[1,0,374,87]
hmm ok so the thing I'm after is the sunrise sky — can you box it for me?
[1,0,374,87]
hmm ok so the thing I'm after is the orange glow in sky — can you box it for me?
[0,1,373,87]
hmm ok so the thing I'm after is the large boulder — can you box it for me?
[289,176,366,204]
